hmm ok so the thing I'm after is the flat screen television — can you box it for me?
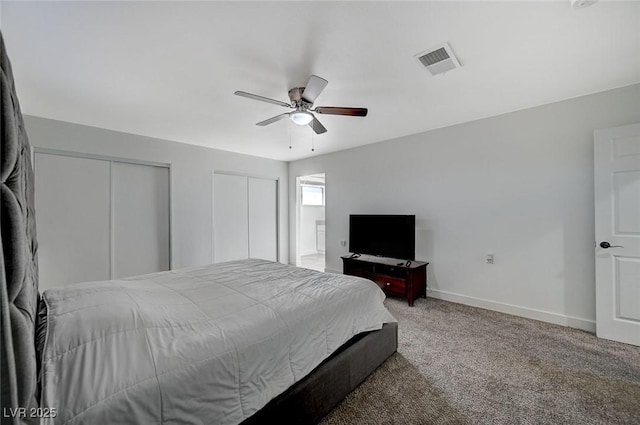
[349,214,415,260]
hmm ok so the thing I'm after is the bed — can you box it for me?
[0,32,397,425]
[38,259,395,424]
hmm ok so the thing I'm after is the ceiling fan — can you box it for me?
[234,75,367,135]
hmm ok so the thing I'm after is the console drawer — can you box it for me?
[374,274,406,296]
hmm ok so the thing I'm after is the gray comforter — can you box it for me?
[39,259,395,424]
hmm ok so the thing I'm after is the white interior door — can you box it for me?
[594,123,640,346]
[112,162,170,278]
[35,153,111,289]
[213,173,249,262]
[248,177,278,261]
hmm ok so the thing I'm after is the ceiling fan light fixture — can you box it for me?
[290,111,313,126]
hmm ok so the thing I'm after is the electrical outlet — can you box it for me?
[486,254,494,264]
[340,240,347,247]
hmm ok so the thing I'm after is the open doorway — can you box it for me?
[296,173,325,272]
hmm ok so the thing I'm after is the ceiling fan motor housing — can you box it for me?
[288,87,306,104]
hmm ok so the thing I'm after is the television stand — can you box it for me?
[341,254,428,306]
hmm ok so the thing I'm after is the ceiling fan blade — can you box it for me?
[235,91,291,108]
[301,75,328,104]
[256,113,290,126]
[308,115,327,134]
[314,107,368,117]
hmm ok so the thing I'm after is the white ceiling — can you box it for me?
[2,1,639,161]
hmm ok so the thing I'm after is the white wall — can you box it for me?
[288,83,640,331]
[300,204,325,256]
[25,116,289,269]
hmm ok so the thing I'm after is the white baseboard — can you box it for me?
[325,267,596,333]
[428,289,596,333]
[300,249,319,257]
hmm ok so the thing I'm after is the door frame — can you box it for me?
[295,173,326,270]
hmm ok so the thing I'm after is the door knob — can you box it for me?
[600,241,624,249]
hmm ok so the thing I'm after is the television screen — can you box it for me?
[349,214,415,260]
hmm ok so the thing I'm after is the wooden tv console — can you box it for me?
[341,255,428,306]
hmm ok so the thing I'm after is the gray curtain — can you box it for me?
[1,31,40,425]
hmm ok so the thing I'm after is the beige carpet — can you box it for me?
[321,298,640,425]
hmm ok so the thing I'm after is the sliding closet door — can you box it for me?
[213,173,278,263]
[248,177,277,261]
[35,153,111,289]
[35,151,171,289]
[112,162,170,279]
[214,173,249,262]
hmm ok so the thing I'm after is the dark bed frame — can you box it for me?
[0,31,397,425]
[242,322,397,424]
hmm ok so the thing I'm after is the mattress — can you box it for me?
[38,259,395,425]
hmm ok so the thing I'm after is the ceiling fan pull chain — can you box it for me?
[311,128,315,152]
[288,121,292,149]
